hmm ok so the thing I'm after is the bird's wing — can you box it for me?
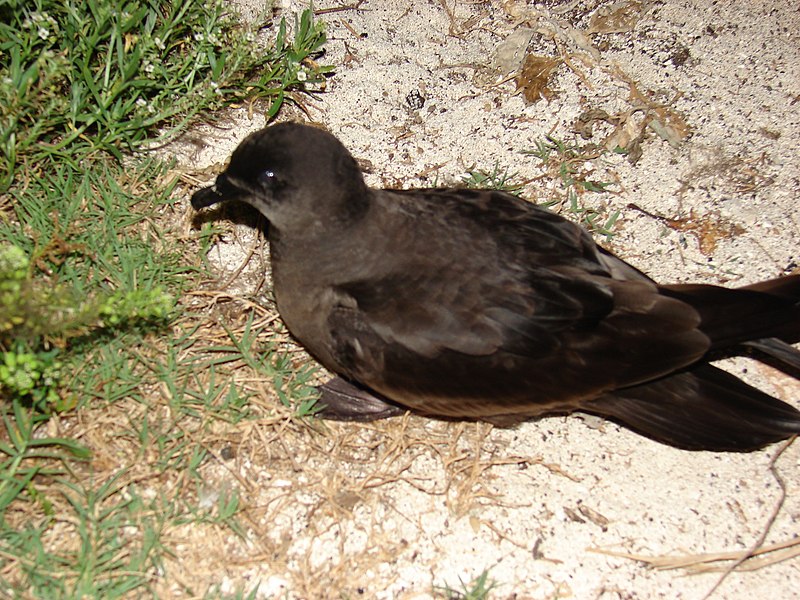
[320,188,709,410]
[325,263,709,402]
[589,363,800,451]
[330,264,610,358]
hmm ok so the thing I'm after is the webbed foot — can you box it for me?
[317,377,407,421]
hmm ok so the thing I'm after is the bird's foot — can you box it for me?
[317,377,407,421]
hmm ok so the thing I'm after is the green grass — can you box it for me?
[462,163,526,196]
[0,397,91,517]
[0,1,330,595]
[217,315,322,418]
[460,137,621,240]
[525,135,621,239]
[0,0,331,189]
[433,568,499,600]
[2,473,169,598]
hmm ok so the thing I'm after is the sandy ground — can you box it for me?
[174,0,800,597]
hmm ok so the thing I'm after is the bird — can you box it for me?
[191,122,800,451]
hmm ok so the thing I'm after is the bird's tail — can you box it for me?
[660,274,800,349]
[590,274,800,451]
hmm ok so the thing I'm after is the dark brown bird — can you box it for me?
[192,122,800,451]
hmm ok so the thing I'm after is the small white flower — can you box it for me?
[245,32,256,42]
[296,69,308,82]
[37,27,49,40]
[153,37,165,50]
[193,32,204,42]
[136,98,147,108]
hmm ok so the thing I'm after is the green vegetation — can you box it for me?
[0,1,328,595]
[0,0,331,189]
[2,472,169,597]
[217,315,322,418]
[434,568,499,600]
[526,135,621,239]
[462,163,526,196]
[462,137,621,240]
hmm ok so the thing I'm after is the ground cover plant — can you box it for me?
[0,2,329,596]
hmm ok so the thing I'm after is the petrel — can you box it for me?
[192,122,800,451]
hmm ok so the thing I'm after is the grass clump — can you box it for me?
[434,568,499,600]
[462,163,526,197]
[217,315,322,418]
[0,1,330,595]
[0,156,183,413]
[526,135,621,239]
[2,473,169,598]
[459,138,620,239]
[0,0,330,189]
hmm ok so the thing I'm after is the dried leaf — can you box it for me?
[648,109,691,148]
[573,108,645,162]
[577,504,610,529]
[611,114,643,149]
[588,0,644,34]
[563,506,585,523]
[622,136,644,164]
[516,54,561,103]
[494,28,535,74]
[574,67,691,163]
[629,204,745,255]
[573,108,615,139]
[669,212,745,255]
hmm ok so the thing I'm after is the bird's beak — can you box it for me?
[191,185,224,209]
[191,173,240,209]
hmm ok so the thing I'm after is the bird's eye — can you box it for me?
[258,169,278,188]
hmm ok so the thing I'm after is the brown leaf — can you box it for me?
[573,108,646,163]
[648,109,691,148]
[588,0,644,34]
[577,504,610,529]
[628,204,745,255]
[573,109,615,140]
[516,54,561,104]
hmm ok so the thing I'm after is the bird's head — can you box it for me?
[191,123,370,236]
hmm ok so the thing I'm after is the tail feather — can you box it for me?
[741,274,800,299]
[741,338,800,379]
[588,364,800,451]
[660,274,800,348]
